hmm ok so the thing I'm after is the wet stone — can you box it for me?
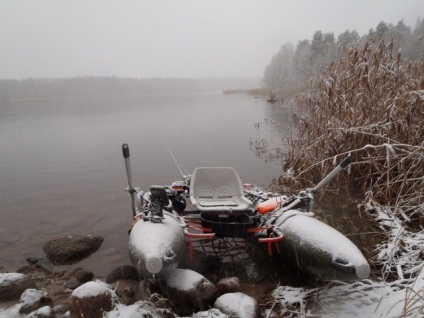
[106,264,138,284]
[43,234,104,265]
[0,272,36,301]
[216,277,241,294]
[74,269,94,283]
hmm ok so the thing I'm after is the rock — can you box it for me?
[63,279,82,290]
[0,272,36,301]
[75,269,94,283]
[51,304,69,316]
[139,278,162,299]
[25,257,54,272]
[27,257,39,265]
[193,308,228,318]
[24,305,54,318]
[105,301,168,318]
[63,268,94,290]
[68,280,117,318]
[106,264,138,284]
[165,268,218,316]
[214,292,260,318]
[111,279,143,305]
[216,277,241,294]
[43,234,104,265]
[180,249,221,274]
[19,288,52,314]
[123,287,135,298]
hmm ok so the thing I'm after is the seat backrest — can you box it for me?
[190,167,244,200]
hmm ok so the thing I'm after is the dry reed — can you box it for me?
[281,39,424,225]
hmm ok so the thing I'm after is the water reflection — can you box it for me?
[0,92,288,275]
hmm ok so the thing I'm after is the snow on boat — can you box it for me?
[272,210,370,280]
[129,212,186,277]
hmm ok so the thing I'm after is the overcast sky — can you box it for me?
[0,0,422,79]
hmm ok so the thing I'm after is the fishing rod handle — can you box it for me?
[122,143,130,158]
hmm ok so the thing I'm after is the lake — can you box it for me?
[0,88,291,277]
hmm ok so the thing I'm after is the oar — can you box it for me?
[122,143,136,217]
[310,155,352,194]
[265,154,353,224]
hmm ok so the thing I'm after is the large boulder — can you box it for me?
[214,292,260,318]
[43,234,103,265]
[165,268,218,316]
[68,280,117,318]
[0,272,36,301]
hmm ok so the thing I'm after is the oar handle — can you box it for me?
[122,143,130,159]
[311,155,352,194]
[122,143,136,216]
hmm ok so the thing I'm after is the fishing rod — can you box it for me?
[163,139,190,184]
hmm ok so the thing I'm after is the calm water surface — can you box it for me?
[0,92,290,277]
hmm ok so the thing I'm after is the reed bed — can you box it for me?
[280,39,424,226]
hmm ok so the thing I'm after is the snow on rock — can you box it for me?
[192,308,229,317]
[19,288,52,315]
[214,292,259,318]
[165,268,218,316]
[68,280,118,318]
[24,305,54,318]
[105,302,164,318]
[0,273,36,301]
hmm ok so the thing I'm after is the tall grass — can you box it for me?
[281,39,424,224]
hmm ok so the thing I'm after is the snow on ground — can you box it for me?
[106,303,162,318]
[278,270,424,317]
[0,305,21,318]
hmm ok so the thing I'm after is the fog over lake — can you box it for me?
[0,79,290,274]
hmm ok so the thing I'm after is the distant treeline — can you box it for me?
[0,77,262,104]
[263,18,424,90]
[0,77,201,103]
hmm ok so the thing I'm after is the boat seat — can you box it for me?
[189,167,253,212]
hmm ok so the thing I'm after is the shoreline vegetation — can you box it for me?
[263,38,424,315]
